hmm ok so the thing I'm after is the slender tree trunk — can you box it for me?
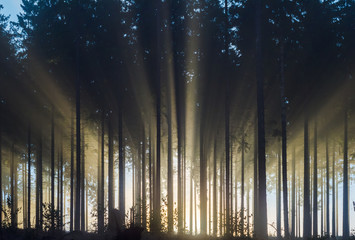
[98,112,105,234]
[241,134,245,236]
[219,158,223,236]
[81,127,85,231]
[75,35,81,232]
[11,143,15,228]
[291,146,296,239]
[189,163,193,235]
[200,122,207,235]
[277,149,281,239]
[142,130,146,228]
[313,120,318,237]
[153,0,161,232]
[213,140,217,236]
[51,113,55,230]
[343,109,349,238]
[0,117,2,229]
[280,43,289,238]
[332,141,335,237]
[255,0,267,237]
[108,116,114,226]
[118,105,125,227]
[27,125,31,229]
[326,135,329,236]
[303,116,311,239]
[70,109,74,232]
[60,139,64,230]
[168,103,173,232]
[36,132,43,230]
[149,127,152,228]
[253,116,258,237]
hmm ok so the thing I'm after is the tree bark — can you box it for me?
[277,148,281,239]
[213,140,217,236]
[27,125,31,229]
[280,43,289,238]
[51,113,55,230]
[142,130,146,228]
[291,146,296,239]
[343,109,349,238]
[255,0,267,237]
[200,120,207,235]
[303,116,311,239]
[325,135,329,236]
[108,115,114,225]
[118,104,125,227]
[313,120,318,237]
[70,109,74,232]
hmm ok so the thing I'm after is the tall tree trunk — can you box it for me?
[168,103,173,233]
[70,109,74,232]
[303,116,311,238]
[36,132,43,230]
[255,0,267,237]
[108,116,114,226]
[219,158,223,236]
[11,144,15,228]
[291,146,296,239]
[118,105,125,227]
[189,163,193,235]
[253,116,258,237]
[241,134,245,236]
[75,35,81,232]
[153,0,161,232]
[224,0,230,235]
[0,115,2,229]
[332,141,335,237]
[280,43,289,238]
[60,138,64,230]
[51,113,55,230]
[142,130,146,228]
[343,109,349,238]
[313,120,318,237]
[149,127,153,228]
[27,125,31,229]
[213,140,217,236]
[277,149,281,239]
[137,142,142,226]
[325,135,329,236]
[200,121,207,234]
[98,112,105,234]
[81,127,85,231]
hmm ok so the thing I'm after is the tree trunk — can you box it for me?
[291,146,296,239]
[280,43,289,238]
[11,143,16,228]
[98,112,105,234]
[0,117,2,228]
[313,120,318,237]
[200,119,207,235]
[51,113,55,230]
[255,0,267,237]
[168,101,173,232]
[118,105,125,227]
[332,141,335,237]
[343,109,349,238]
[108,116,114,226]
[213,140,217,236]
[189,163,193,235]
[70,109,74,232]
[153,0,161,232]
[36,132,43,230]
[253,116,258,237]
[325,135,329,236]
[277,149,281,239]
[75,37,81,231]
[142,130,146,228]
[27,125,31,229]
[303,116,311,238]
[241,134,245,236]
[81,127,85,231]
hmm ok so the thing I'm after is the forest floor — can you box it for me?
[0,229,353,240]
